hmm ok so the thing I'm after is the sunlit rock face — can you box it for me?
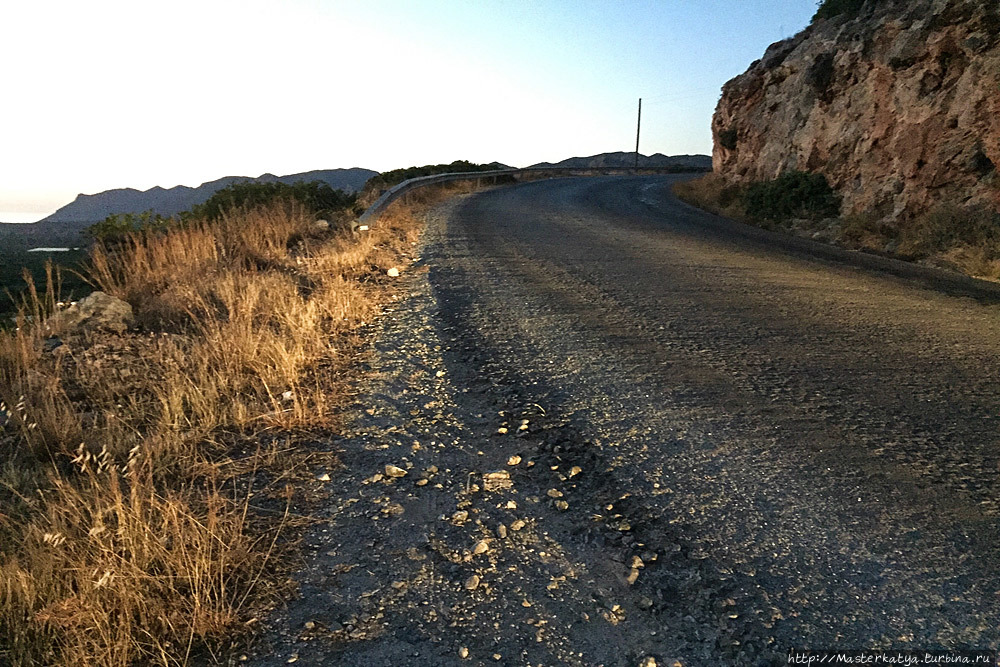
[712,0,1000,220]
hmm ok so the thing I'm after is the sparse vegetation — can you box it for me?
[0,178,468,664]
[674,173,1000,281]
[1,251,89,323]
[673,173,747,220]
[899,203,1000,270]
[85,181,359,245]
[839,210,898,251]
[359,160,504,208]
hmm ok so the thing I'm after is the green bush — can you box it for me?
[190,180,356,222]
[86,210,176,243]
[742,170,841,221]
[363,160,501,193]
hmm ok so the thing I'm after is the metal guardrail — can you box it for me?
[355,166,701,226]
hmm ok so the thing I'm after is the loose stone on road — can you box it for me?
[254,176,1000,666]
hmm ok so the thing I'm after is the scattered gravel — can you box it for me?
[252,176,1000,666]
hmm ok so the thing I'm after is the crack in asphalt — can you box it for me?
[254,176,1000,666]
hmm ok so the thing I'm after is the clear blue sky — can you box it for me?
[0,0,818,222]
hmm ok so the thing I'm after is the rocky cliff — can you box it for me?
[712,0,999,221]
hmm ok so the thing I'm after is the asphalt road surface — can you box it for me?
[258,175,1000,666]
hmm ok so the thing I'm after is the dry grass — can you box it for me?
[0,193,430,665]
[672,173,748,221]
[674,174,1000,282]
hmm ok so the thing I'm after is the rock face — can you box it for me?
[712,0,1000,221]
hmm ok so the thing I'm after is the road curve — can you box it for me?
[258,175,1000,665]
[430,175,1000,655]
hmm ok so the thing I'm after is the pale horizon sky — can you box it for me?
[1,0,818,222]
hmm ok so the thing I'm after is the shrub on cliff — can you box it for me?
[742,170,841,221]
[718,128,739,151]
[812,0,868,22]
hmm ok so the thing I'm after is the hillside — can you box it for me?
[530,152,712,170]
[712,0,999,221]
[40,167,377,224]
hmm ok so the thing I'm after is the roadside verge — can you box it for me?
[671,175,1000,304]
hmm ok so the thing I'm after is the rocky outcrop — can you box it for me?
[712,0,1000,221]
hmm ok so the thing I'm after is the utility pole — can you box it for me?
[634,98,642,170]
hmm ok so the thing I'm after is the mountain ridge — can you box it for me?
[529,152,712,170]
[39,167,378,224]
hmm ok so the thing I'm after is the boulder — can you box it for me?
[51,291,134,333]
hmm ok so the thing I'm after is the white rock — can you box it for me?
[387,267,400,277]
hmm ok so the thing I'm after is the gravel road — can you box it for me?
[256,175,1000,666]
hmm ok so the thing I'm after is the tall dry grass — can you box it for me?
[672,173,748,221]
[0,196,426,665]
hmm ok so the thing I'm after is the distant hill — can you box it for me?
[40,168,377,224]
[529,152,712,170]
[0,220,85,248]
